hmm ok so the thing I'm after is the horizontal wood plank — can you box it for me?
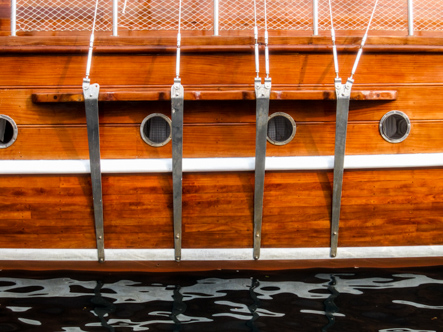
[1,121,442,159]
[0,169,442,249]
[0,52,443,86]
[31,89,398,102]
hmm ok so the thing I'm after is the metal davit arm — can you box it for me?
[328,0,378,257]
[253,77,271,260]
[253,0,271,260]
[330,78,352,258]
[83,0,105,263]
[171,79,184,262]
[171,0,184,262]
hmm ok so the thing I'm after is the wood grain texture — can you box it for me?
[31,89,398,102]
[1,52,443,87]
[2,85,443,126]
[1,121,442,159]
[1,169,443,250]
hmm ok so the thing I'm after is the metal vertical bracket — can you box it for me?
[83,79,105,263]
[171,78,184,262]
[253,77,271,260]
[330,77,353,258]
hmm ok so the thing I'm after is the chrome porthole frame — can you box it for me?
[379,110,411,144]
[267,112,297,146]
[140,113,172,147]
[0,115,18,149]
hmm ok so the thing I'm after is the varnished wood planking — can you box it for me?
[1,121,443,159]
[1,52,443,86]
[2,85,443,127]
[1,169,443,249]
[4,36,443,50]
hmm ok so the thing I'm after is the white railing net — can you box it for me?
[414,0,443,31]
[16,0,113,31]
[14,0,443,32]
[119,0,213,31]
[318,0,408,31]
[219,0,313,31]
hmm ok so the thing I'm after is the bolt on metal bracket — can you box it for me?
[83,79,105,263]
[253,77,272,260]
[171,78,184,262]
[330,77,353,258]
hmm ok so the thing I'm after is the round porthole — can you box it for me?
[140,113,172,147]
[379,111,411,143]
[267,112,296,146]
[0,115,18,149]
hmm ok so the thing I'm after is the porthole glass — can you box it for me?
[267,112,296,146]
[379,111,411,143]
[0,115,18,149]
[140,114,172,147]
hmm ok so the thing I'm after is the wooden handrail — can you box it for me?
[32,88,398,102]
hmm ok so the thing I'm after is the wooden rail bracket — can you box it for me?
[32,88,398,103]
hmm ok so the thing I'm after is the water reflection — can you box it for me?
[0,267,441,331]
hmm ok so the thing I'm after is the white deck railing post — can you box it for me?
[407,0,414,36]
[313,0,318,35]
[213,0,219,36]
[11,0,16,36]
[113,0,118,36]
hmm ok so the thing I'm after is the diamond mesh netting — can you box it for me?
[16,0,113,31]
[318,0,408,31]
[13,0,443,32]
[119,0,213,31]
[414,0,443,31]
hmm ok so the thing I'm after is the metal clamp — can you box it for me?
[330,77,353,258]
[171,78,184,262]
[83,78,105,263]
[253,77,272,260]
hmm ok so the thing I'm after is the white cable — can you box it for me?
[85,0,100,79]
[350,0,379,79]
[328,0,339,78]
[253,0,259,78]
[176,0,182,79]
[264,0,270,78]
[328,0,379,80]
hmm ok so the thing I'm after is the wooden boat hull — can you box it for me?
[1,6,443,268]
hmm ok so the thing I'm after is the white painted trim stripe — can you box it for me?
[0,153,443,174]
[1,246,442,261]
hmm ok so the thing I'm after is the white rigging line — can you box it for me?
[253,0,259,78]
[264,0,269,78]
[176,0,182,79]
[253,0,270,78]
[85,0,100,79]
[328,0,379,80]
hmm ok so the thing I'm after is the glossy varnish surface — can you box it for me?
[1,168,443,249]
[1,12,443,256]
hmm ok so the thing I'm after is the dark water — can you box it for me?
[0,267,442,331]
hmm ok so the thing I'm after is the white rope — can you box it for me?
[85,0,100,79]
[350,0,379,79]
[328,0,339,78]
[328,0,379,80]
[253,0,259,78]
[176,0,182,79]
[253,0,270,79]
[122,0,128,14]
[264,0,270,78]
